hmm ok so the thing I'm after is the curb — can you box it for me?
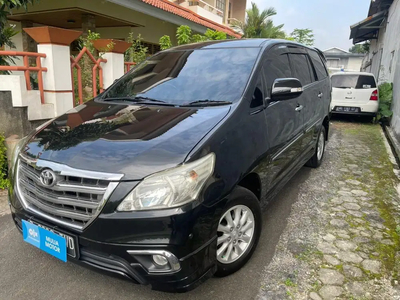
[382,125,400,162]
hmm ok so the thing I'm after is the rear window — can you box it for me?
[331,75,376,89]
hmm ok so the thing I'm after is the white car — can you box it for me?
[330,72,379,119]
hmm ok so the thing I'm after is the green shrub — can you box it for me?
[377,82,393,124]
[0,134,9,189]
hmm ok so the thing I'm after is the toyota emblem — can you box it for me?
[40,169,56,187]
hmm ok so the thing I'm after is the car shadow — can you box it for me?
[330,114,375,124]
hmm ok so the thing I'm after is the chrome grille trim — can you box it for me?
[16,155,123,231]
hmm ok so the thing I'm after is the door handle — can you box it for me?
[318,92,323,98]
[295,105,303,112]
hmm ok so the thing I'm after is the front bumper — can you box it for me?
[9,187,221,292]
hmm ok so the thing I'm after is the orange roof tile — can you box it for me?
[140,0,242,38]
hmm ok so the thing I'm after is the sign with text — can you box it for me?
[22,220,67,262]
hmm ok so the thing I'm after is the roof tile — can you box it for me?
[140,0,242,38]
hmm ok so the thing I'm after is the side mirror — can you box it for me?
[271,78,303,101]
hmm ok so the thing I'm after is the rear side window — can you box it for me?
[308,50,328,80]
[331,75,377,89]
[289,54,313,86]
[263,53,292,95]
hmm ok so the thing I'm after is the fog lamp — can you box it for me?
[153,254,168,266]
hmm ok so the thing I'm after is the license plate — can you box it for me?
[22,220,77,261]
[335,106,359,112]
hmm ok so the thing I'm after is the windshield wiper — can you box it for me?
[100,96,174,106]
[182,100,233,107]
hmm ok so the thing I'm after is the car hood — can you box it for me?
[22,100,230,180]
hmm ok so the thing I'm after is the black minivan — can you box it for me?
[9,39,331,292]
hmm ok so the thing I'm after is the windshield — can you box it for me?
[101,48,260,105]
[331,74,376,89]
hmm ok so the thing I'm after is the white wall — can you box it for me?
[383,0,400,137]
[347,57,363,71]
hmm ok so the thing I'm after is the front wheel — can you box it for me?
[306,126,326,168]
[215,187,262,277]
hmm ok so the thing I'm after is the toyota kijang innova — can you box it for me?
[9,39,331,292]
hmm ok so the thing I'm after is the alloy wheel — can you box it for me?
[217,205,255,264]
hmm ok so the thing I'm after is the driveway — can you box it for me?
[1,121,399,299]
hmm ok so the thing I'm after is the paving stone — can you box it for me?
[343,203,361,210]
[309,292,322,300]
[360,202,374,208]
[341,187,351,191]
[371,252,379,256]
[343,265,363,278]
[317,242,338,255]
[373,232,383,239]
[347,210,364,217]
[330,219,348,228]
[347,164,359,169]
[360,231,370,237]
[381,239,394,245]
[353,218,365,224]
[319,285,343,299]
[335,240,357,251]
[346,179,361,185]
[337,181,346,185]
[339,168,349,172]
[323,255,340,266]
[332,206,345,212]
[318,268,344,285]
[337,251,363,263]
[337,233,350,239]
[330,198,343,205]
[335,212,347,218]
[349,228,360,234]
[341,196,357,203]
[358,252,369,259]
[346,282,367,297]
[338,190,353,196]
[353,236,370,243]
[351,190,368,196]
[323,234,336,242]
[353,170,363,175]
[362,259,381,274]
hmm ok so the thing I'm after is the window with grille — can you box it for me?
[216,0,225,14]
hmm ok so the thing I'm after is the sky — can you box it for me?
[247,0,371,51]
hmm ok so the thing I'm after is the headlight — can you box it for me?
[10,136,27,174]
[117,153,215,211]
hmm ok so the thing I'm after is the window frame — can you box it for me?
[260,44,293,99]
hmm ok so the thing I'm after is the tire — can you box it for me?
[306,126,326,168]
[214,186,262,277]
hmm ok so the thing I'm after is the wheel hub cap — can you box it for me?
[217,205,255,264]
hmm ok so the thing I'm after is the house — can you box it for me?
[323,47,364,73]
[5,0,243,55]
[350,0,400,139]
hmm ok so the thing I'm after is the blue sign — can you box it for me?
[22,220,67,262]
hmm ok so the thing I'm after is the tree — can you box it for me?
[159,25,228,50]
[349,42,370,54]
[233,2,285,38]
[0,0,38,73]
[290,28,314,46]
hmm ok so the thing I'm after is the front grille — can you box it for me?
[16,156,122,231]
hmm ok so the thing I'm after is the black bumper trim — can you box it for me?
[80,249,147,285]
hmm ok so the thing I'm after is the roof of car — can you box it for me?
[164,39,314,51]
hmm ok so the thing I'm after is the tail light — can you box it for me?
[370,89,378,101]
